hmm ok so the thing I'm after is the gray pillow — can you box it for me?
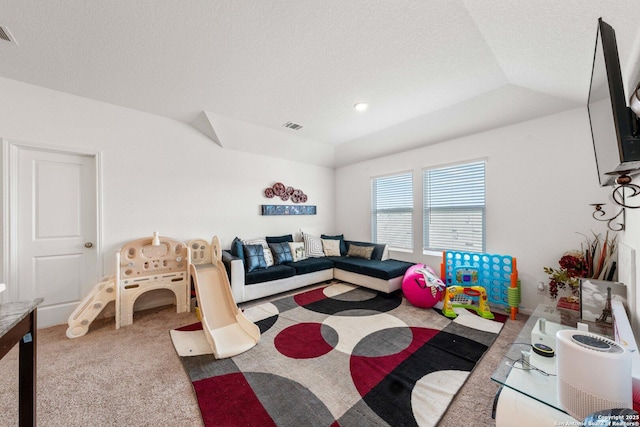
[346,244,375,260]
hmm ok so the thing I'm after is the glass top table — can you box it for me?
[491,303,613,413]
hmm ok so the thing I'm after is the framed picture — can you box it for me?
[261,204,317,215]
[579,278,627,324]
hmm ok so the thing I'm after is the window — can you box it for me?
[371,172,413,250]
[423,161,485,252]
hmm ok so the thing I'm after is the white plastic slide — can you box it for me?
[189,237,260,359]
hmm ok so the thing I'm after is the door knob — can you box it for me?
[84,242,94,248]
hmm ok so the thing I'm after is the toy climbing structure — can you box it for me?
[66,233,191,338]
[65,276,117,338]
[440,250,520,320]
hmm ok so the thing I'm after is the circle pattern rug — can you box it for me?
[173,282,506,427]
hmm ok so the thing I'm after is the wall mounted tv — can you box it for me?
[588,18,640,187]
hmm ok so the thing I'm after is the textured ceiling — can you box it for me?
[1,1,640,167]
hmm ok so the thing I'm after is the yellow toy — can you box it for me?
[442,285,494,320]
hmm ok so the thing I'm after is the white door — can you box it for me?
[14,145,98,327]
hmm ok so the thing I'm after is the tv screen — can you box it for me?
[588,18,640,187]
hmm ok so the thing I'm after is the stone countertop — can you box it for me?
[0,299,44,337]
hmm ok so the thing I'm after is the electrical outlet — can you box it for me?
[537,281,546,295]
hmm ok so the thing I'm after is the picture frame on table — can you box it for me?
[579,278,627,324]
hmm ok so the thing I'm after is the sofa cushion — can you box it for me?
[284,257,334,275]
[230,237,244,262]
[266,234,294,243]
[332,258,414,281]
[322,239,341,256]
[303,233,325,258]
[321,234,347,255]
[242,237,274,267]
[288,242,307,262]
[243,244,267,273]
[345,240,386,261]
[269,242,293,264]
[346,244,374,259]
[245,264,296,285]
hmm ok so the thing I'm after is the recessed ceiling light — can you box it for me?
[354,102,369,112]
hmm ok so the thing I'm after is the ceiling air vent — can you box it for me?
[0,25,17,45]
[282,121,304,131]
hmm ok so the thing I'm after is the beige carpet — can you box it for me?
[0,305,203,427]
[0,288,525,427]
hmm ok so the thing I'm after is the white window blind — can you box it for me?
[372,172,413,250]
[423,161,485,252]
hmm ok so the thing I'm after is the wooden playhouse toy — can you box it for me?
[66,233,190,338]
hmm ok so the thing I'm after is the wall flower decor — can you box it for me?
[264,182,308,203]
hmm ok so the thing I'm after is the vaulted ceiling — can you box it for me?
[1,1,639,167]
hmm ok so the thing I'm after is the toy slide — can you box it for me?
[189,237,260,359]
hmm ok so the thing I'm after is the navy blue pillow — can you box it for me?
[268,242,293,264]
[266,234,294,244]
[243,244,266,272]
[321,234,347,255]
[230,237,245,262]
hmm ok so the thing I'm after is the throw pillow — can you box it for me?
[230,237,244,261]
[321,234,347,255]
[303,233,325,258]
[243,244,267,272]
[268,242,293,264]
[346,244,375,260]
[347,241,385,260]
[266,234,294,244]
[288,242,307,262]
[322,239,341,256]
[242,237,274,267]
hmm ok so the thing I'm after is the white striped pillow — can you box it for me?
[303,233,325,258]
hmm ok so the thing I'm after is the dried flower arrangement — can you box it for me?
[543,232,617,299]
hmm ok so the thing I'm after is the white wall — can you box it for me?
[620,204,640,337]
[3,74,635,325]
[0,77,335,307]
[336,107,613,313]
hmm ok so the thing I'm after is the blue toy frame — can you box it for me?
[441,250,520,318]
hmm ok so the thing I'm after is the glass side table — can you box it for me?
[492,304,570,412]
[491,303,614,426]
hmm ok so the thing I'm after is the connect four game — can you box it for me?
[441,250,520,319]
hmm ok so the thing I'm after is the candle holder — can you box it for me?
[590,170,640,231]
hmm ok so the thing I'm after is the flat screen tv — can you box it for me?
[588,18,640,187]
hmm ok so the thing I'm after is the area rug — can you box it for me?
[171,282,506,426]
